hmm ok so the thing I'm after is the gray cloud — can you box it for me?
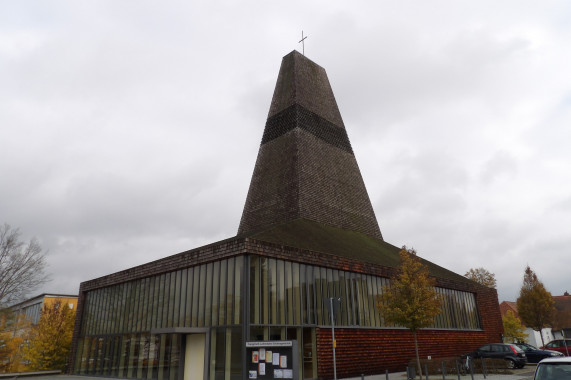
[1,0,570,303]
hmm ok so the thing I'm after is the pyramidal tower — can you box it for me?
[238,51,383,240]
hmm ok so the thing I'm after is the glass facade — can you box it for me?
[75,257,244,380]
[75,254,481,380]
[248,256,481,330]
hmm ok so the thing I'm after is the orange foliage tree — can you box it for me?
[377,247,442,379]
[22,300,76,371]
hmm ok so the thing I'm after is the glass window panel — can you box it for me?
[121,284,132,333]
[169,334,179,380]
[197,264,206,327]
[306,265,315,325]
[299,264,307,324]
[162,273,171,329]
[218,259,227,326]
[277,259,286,325]
[77,337,87,374]
[211,261,221,326]
[285,261,294,324]
[373,277,383,327]
[149,334,160,380]
[158,334,168,380]
[338,271,348,326]
[250,256,260,324]
[204,262,213,326]
[185,268,192,327]
[230,327,242,380]
[292,262,301,325]
[179,268,188,327]
[94,289,103,334]
[261,257,269,324]
[171,271,181,327]
[112,286,120,333]
[234,256,243,324]
[132,282,142,333]
[270,259,279,325]
[314,265,323,325]
[167,272,177,328]
[214,327,225,380]
[192,265,201,327]
[367,275,377,326]
[156,274,166,329]
[146,277,155,331]
[92,290,102,334]
[137,280,146,332]
[109,286,117,334]
[331,270,341,324]
[326,268,334,301]
[355,274,365,326]
[101,288,110,334]
[226,258,235,325]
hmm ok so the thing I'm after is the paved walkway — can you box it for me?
[347,367,536,380]
[1,369,536,380]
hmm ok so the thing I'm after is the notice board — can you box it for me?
[245,340,299,380]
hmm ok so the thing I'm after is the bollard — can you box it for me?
[425,363,429,380]
[455,360,461,380]
[469,356,474,380]
[441,361,446,380]
[386,369,389,380]
[361,374,364,380]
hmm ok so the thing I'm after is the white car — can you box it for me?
[534,357,571,380]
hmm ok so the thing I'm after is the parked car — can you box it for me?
[471,343,527,369]
[541,339,571,356]
[534,357,571,380]
[515,342,564,363]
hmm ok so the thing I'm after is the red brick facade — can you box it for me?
[316,286,503,378]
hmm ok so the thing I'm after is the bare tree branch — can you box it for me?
[0,223,49,307]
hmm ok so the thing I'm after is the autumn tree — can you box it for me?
[22,300,76,371]
[465,267,497,288]
[0,310,23,373]
[0,224,49,307]
[377,247,442,379]
[516,266,554,347]
[502,310,528,343]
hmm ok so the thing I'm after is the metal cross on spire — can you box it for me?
[299,30,308,55]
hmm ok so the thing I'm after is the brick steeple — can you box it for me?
[238,51,383,240]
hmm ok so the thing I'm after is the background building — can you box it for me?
[6,293,78,337]
[1,293,78,373]
[500,293,571,346]
[70,51,503,380]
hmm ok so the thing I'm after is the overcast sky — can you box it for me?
[2,1,570,303]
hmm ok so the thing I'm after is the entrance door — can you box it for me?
[184,334,205,380]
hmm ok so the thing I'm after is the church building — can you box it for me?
[70,51,503,380]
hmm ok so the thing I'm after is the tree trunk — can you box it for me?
[413,330,422,379]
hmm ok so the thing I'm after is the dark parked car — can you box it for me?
[471,343,527,369]
[541,339,571,356]
[534,357,571,380]
[515,342,564,363]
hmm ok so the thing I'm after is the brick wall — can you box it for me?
[316,287,503,379]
